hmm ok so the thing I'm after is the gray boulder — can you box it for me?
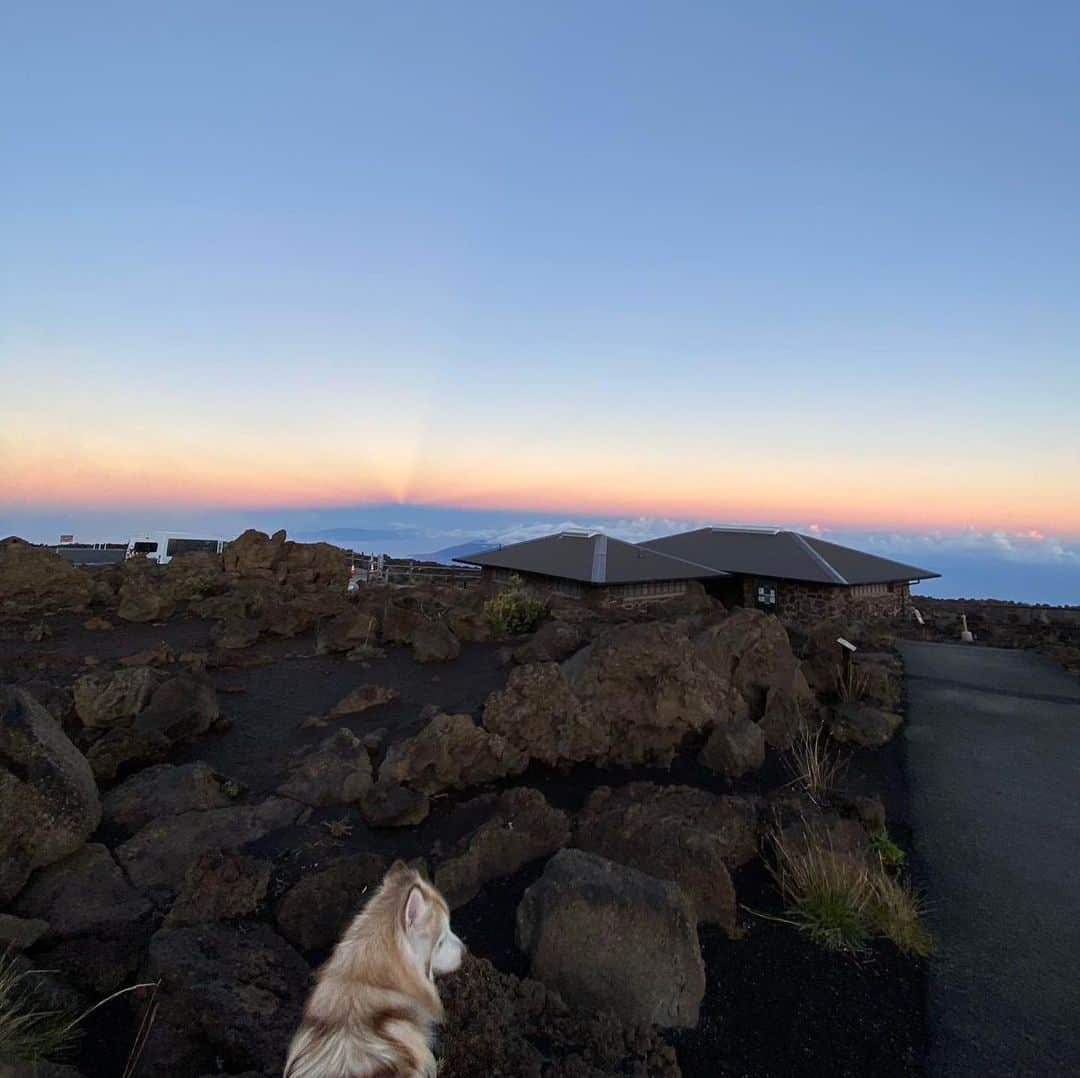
[0,687,101,903]
[134,674,219,742]
[516,849,705,1029]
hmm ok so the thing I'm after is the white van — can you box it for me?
[125,532,225,565]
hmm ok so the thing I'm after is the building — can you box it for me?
[640,527,939,620]
[455,526,939,620]
[454,530,726,601]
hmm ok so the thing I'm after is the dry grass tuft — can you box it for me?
[783,721,846,805]
[835,662,874,702]
[0,950,79,1061]
[764,826,933,958]
[869,873,934,957]
[766,830,874,952]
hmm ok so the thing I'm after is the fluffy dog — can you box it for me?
[284,861,465,1077]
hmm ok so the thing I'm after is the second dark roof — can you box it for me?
[454,531,727,585]
[639,528,939,585]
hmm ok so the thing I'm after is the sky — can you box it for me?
[2,2,1079,602]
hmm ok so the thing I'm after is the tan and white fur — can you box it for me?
[284,861,465,1078]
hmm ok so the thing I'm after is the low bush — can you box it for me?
[484,584,546,638]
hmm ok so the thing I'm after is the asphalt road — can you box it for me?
[899,641,1080,1077]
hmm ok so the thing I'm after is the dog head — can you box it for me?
[386,861,465,980]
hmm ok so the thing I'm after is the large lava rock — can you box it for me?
[0,537,93,616]
[512,619,586,664]
[378,712,529,795]
[575,782,756,933]
[274,852,387,952]
[828,702,903,748]
[14,843,151,939]
[516,849,705,1029]
[115,797,304,895]
[0,687,101,903]
[412,619,462,663]
[484,610,812,771]
[277,728,373,806]
[699,717,766,777]
[73,667,160,729]
[141,921,310,1075]
[103,762,243,833]
[438,954,681,1078]
[435,788,571,908]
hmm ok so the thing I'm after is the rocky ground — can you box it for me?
[913,595,1080,675]
[1,532,925,1077]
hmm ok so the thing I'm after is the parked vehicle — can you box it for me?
[125,532,224,565]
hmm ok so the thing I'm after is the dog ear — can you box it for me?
[403,885,428,930]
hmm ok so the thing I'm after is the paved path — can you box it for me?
[899,641,1080,1077]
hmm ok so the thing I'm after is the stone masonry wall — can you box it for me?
[741,576,910,624]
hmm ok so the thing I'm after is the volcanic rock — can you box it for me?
[0,687,101,903]
[575,782,755,932]
[435,788,571,908]
[275,852,387,952]
[115,797,304,894]
[516,849,705,1028]
[328,683,398,716]
[412,619,462,663]
[14,843,151,939]
[0,537,93,616]
[142,922,309,1075]
[828,702,903,748]
[72,666,159,729]
[277,728,373,806]
[103,762,243,833]
[512,619,586,664]
[378,712,529,795]
[164,849,272,926]
[699,717,766,777]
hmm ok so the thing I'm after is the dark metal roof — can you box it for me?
[453,531,728,585]
[639,528,939,585]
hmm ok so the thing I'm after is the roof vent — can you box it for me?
[708,525,782,535]
[560,529,591,538]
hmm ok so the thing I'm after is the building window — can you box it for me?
[848,583,888,598]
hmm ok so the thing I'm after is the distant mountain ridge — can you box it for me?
[409,540,495,564]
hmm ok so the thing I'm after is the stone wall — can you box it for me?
[739,576,910,625]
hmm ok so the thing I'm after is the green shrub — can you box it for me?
[870,830,906,868]
[484,585,546,638]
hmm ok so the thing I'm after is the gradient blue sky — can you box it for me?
[3,2,1079,601]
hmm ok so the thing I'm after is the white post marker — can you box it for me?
[912,608,925,626]
[837,637,857,690]
[960,614,974,643]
